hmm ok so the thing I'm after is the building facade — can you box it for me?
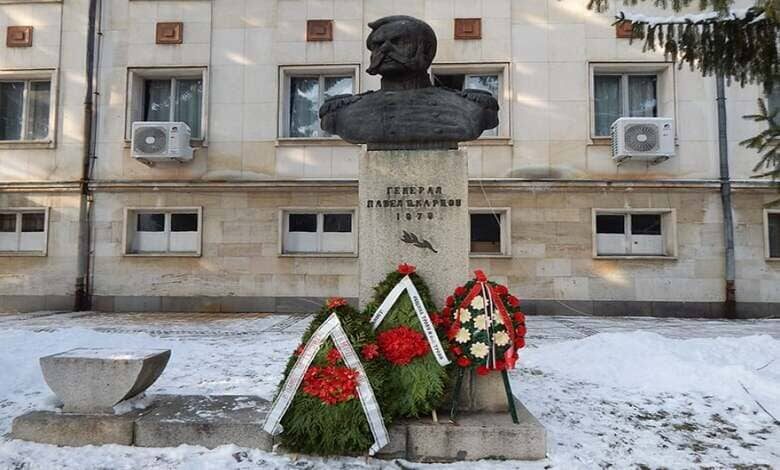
[1,0,778,316]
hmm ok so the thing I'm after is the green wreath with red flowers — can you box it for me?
[362,263,450,418]
[276,297,390,455]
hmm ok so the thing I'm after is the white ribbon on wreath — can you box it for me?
[370,275,451,367]
[262,313,389,456]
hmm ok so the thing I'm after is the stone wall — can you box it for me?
[0,192,80,310]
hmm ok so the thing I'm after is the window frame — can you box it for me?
[763,208,780,260]
[430,62,510,141]
[591,208,677,259]
[125,67,209,145]
[588,62,676,141]
[123,207,203,257]
[0,69,57,148]
[469,207,512,258]
[278,208,358,257]
[277,65,360,141]
[0,207,49,256]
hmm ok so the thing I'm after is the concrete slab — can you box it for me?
[134,394,273,450]
[400,398,547,462]
[10,409,147,446]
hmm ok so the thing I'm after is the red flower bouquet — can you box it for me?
[377,326,429,366]
[302,365,359,405]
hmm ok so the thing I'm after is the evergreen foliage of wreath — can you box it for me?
[277,298,389,455]
[363,264,450,418]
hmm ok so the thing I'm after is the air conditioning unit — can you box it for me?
[611,117,675,165]
[131,121,193,165]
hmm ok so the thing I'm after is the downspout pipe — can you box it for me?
[716,74,737,319]
[74,0,98,311]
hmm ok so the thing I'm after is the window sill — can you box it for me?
[279,252,358,258]
[123,139,206,149]
[594,255,676,260]
[0,251,46,257]
[588,137,612,146]
[470,253,512,259]
[276,138,357,147]
[766,257,780,262]
[0,140,55,150]
[462,137,513,147]
[123,252,201,258]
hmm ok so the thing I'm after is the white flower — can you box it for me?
[469,342,489,359]
[458,308,471,323]
[470,296,485,310]
[493,331,510,346]
[473,314,487,331]
[455,328,471,344]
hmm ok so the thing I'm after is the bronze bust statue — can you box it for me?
[319,16,499,150]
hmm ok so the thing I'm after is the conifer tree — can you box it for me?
[588,0,779,177]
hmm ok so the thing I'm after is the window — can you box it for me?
[764,81,780,128]
[124,208,201,256]
[431,65,506,138]
[280,66,358,138]
[765,210,780,259]
[281,210,356,255]
[127,68,207,141]
[593,73,657,136]
[0,78,52,142]
[593,210,676,257]
[470,209,510,256]
[0,209,48,255]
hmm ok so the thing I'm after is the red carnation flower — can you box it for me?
[377,326,429,366]
[326,348,341,365]
[442,306,451,317]
[446,324,460,340]
[430,313,443,326]
[515,337,526,349]
[507,295,520,307]
[476,365,490,376]
[494,359,506,370]
[513,312,525,324]
[326,297,348,310]
[450,345,462,356]
[456,356,471,367]
[361,343,379,361]
[454,286,466,297]
[293,344,305,356]
[474,270,487,282]
[516,324,527,337]
[397,263,416,275]
[302,365,359,405]
[494,284,508,296]
[446,296,454,307]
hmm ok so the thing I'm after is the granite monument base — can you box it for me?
[358,149,469,309]
[10,394,546,461]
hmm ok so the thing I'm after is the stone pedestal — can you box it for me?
[40,348,171,414]
[359,150,469,308]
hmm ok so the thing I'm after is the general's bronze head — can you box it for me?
[366,16,437,78]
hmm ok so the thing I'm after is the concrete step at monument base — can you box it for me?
[134,394,272,450]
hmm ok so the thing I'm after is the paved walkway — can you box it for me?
[1,311,778,343]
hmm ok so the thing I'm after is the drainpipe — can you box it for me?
[74,0,98,311]
[716,74,736,319]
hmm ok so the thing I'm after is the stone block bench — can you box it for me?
[40,348,171,413]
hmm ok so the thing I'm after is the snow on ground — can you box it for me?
[0,313,778,469]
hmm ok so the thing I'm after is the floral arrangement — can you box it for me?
[377,325,429,366]
[276,297,389,455]
[363,263,450,418]
[437,270,527,374]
